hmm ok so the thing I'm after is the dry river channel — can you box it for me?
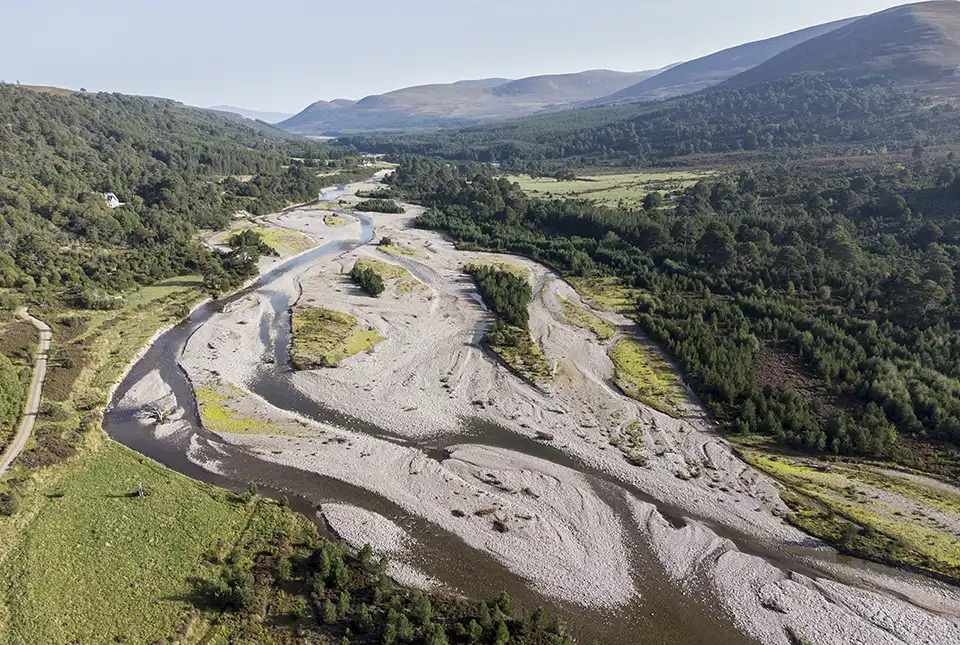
[103,184,960,645]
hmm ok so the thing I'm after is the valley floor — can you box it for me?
[114,177,960,645]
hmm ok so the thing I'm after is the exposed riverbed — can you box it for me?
[104,177,960,645]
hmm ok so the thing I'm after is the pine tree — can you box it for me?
[467,619,483,643]
[355,603,373,633]
[410,589,432,625]
[478,601,493,632]
[382,622,397,645]
[338,590,351,615]
[359,543,374,571]
[323,599,337,624]
[493,618,510,645]
[424,623,449,645]
[396,613,413,641]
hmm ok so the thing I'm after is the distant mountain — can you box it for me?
[591,17,857,105]
[722,1,960,95]
[492,70,670,103]
[278,69,666,134]
[340,3,960,165]
[209,105,295,124]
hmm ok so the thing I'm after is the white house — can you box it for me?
[104,192,121,208]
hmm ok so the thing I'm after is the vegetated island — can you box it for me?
[355,198,406,214]
[290,305,385,369]
[466,262,552,384]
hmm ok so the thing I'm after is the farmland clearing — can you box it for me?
[506,170,712,208]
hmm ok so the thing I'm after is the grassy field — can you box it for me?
[0,272,260,644]
[380,242,427,259]
[0,274,305,644]
[324,213,348,227]
[567,276,645,314]
[355,257,421,295]
[609,339,685,418]
[742,449,960,582]
[52,276,202,407]
[0,440,256,645]
[507,170,711,209]
[0,275,203,476]
[290,306,385,369]
[196,380,303,436]
[558,297,615,341]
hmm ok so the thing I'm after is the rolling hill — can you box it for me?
[591,17,857,105]
[722,1,960,94]
[278,69,666,134]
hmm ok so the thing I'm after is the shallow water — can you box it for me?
[104,191,944,644]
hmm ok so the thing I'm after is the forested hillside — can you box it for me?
[0,85,360,307]
[340,75,958,168]
[391,156,960,477]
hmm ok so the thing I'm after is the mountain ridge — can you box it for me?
[278,68,666,134]
[721,1,960,94]
[590,16,859,106]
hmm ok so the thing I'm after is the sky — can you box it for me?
[0,0,922,114]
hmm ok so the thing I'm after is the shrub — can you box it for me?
[311,575,326,597]
[358,188,393,199]
[643,191,664,210]
[350,265,385,297]
[277,557,293,582]
[290,598,307,620]
[0,491,21,516]
[207,567,254,611]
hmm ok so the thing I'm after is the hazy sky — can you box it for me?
[0,0,921,113]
